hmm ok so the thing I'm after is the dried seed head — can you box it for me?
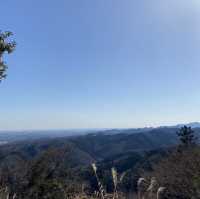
[111,167,118,188]
[91,163,97,173]
[119,172,126,182]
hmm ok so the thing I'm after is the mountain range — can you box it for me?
[0,124,199,198]
[0,122,199,144]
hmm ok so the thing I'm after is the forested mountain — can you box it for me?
[0,127,199,198]
[0,127,186,162]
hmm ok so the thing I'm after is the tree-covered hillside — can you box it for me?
[0,127,198,198]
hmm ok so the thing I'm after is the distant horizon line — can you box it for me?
[0,121,199,132]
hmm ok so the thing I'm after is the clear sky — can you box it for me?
[1,0,200,130]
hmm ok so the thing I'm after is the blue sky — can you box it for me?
[1,0,200,130]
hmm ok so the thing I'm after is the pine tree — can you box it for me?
[177,126,197,149]
[0,31,16,81]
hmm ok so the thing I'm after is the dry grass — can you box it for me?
[90,163,126,199]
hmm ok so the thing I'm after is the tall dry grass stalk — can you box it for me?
[137,177,167,199]
[147,177,158,199]
[91,163,105,199]
[111,168,118,199]
[12,193,17,199]
[91,164,126,199]
[156,187,166,199]
[137,178,148,199]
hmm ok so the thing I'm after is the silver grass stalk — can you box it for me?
[112,167,118,189]
[119,172,126,183]
[91,163,105,199]
[92,163,97,173]
[13,193,17,199]
[157,187,166,199]
[111,167,118,199]
[137,178,148,199]
[147,177,159,199]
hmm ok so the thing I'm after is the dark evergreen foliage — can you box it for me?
[0,31,16,81]
[177,126,197,150]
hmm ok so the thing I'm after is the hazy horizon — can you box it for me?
[0,121,199,132]
[1,0,200,130]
